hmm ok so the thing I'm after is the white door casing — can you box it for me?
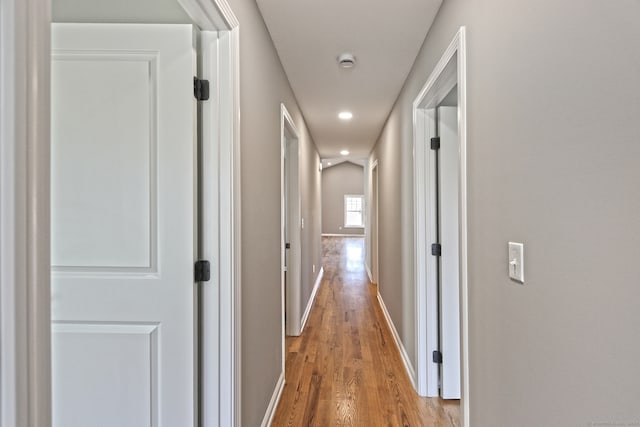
[180,2,242,423]
[412,27,469,424]
[0,1,52,426]
[199,30,221,425]
[370,161,379,285]
[438,106,461,399]
[51,23,196,427]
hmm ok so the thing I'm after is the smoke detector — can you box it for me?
[337,53,356,68]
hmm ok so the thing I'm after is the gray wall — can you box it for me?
[370,0,640,425]
[322,162,365,235]
[226,0,323,425]
[299,121,323,327]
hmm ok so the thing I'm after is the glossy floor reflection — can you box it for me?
[271,236,460,426]
[326,235,366,279]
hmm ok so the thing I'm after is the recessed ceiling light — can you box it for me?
[338,111,353,120]
[327,162,332,166]
[340,150,349,156]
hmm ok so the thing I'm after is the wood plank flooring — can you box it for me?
[271,236,460,427]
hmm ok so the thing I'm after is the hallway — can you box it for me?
[271,236,460,426]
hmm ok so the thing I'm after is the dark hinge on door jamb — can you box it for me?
[193,77,210,101]
[431,243,442,256]
[194,260,211,282]
[430,137,441,150]
[433,350,443,364]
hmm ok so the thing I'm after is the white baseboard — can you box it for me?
[321,233,365,237]
[376,292,417,388]
[260,372,285,427]
[301,267,323,332]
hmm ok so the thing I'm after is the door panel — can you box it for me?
[52,323,158,427]
[52,57,153,269]
[438,106,461,399]
[51,23,196,427]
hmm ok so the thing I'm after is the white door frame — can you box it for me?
[0,0,241,425]
[280,103,302,340]
[0,1,52,425]
[366,160,379,285]
[412,27,469,424]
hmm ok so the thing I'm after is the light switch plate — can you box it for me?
[508,242,524,283]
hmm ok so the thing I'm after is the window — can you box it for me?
[344,195,364,228]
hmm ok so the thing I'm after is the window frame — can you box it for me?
[344,194,365,228]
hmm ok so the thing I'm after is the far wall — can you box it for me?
[322,162,364,235]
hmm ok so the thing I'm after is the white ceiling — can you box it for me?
[256,0,442,160]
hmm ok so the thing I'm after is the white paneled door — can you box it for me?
[51,24,197,427]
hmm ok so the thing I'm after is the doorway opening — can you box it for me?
[412,27,469,423]
[281,104,302,341]
[367,160,379,285]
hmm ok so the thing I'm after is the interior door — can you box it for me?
[51,23,197,427]
[283,132,301,336]
[437,106,461,399]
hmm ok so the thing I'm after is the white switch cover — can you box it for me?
[508,242,524,283]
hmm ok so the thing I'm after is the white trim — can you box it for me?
[412,27,469,425]
[260,372,285,427]
[321,233,365,237]
[376,292,416,388]
[187,3,241,425]
[458,28,470,427]
[230,25,242,427]
[200,29,221,425]
[366,160,379,285]
[300,267,323,332]
[366,265,373,284]
[1,0,51,425]
[178,0,238,31]
[199,11,241,424]
[215,22,242,427]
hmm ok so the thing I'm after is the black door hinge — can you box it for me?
[285,243,291,249]
[194,77,210,101]
[433,350,443,364]
[194,260,211,282]
[430,137,440,150]
[431,243,442,256]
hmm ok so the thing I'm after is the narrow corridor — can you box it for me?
[271,236,460,426]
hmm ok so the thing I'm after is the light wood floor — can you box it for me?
[271,236,460,426]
